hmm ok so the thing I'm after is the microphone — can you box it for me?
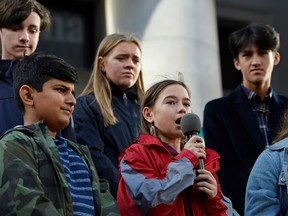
[180,113,205,169]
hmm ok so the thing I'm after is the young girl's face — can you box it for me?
[144,84,191,144]
[100,41,141,92]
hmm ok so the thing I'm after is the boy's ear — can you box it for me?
[233,58,241,71]
[274,51,280,65]
[19,85,35,106]
[143,107,154,123]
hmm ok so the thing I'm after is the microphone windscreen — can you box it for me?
[180,113,201,135]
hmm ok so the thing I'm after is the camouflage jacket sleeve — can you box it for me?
[0,130,62,215]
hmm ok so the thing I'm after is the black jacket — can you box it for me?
[203,84,288,215]
[73,83,141,197]
[0,60,22,136]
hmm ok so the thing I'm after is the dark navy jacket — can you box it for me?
[0,59,76,141]
[0,60,22,136]
[203,84,288,215]
[73,83,140,198]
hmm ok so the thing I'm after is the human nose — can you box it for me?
[178,104,187,114]
[251,54,261,66]
[67,93,76,106]
[124,58,135,68]
[19,30,29,42]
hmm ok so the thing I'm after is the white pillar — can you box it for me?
[105,0,222,121]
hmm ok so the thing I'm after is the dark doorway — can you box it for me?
[37,0,106,68]
[217,19,248,95]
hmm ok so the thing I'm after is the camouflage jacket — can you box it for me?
[0,121,119,216]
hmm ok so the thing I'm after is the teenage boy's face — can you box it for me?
[0,12,41,60]
[233,44,280,90]
[32,79,76,135]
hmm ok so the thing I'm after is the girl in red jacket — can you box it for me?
[117,79,233,215]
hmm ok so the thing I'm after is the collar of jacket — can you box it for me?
[132,133,221,172]
[269,137,288,151]
[110,81,138,101]
[0,59,18,79]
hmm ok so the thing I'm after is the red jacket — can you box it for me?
[117,134,228,215]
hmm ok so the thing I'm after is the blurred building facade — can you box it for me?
[38,0,288,120]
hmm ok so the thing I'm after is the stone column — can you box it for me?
[105,0,222,121]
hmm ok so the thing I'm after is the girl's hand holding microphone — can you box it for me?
[183,135,206,160]
[183,135,217,199]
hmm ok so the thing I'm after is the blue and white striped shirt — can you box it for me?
[54,136,95,216]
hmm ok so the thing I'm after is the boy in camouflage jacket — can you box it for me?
[0,52,119,215]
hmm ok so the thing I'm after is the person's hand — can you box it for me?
[196,169,217,199]
[183,135,206,159]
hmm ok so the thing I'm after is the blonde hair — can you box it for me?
[81,33,145,127]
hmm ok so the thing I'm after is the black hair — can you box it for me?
[12,52,78,113]
[228,22,280,59]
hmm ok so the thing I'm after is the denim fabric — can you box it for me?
[245,137,288,215]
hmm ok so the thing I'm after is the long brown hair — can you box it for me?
[80,33,145,127]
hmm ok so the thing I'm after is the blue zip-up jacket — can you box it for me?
[0,59,76,141]
[245,137,288,215]
[73,83,140,197]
